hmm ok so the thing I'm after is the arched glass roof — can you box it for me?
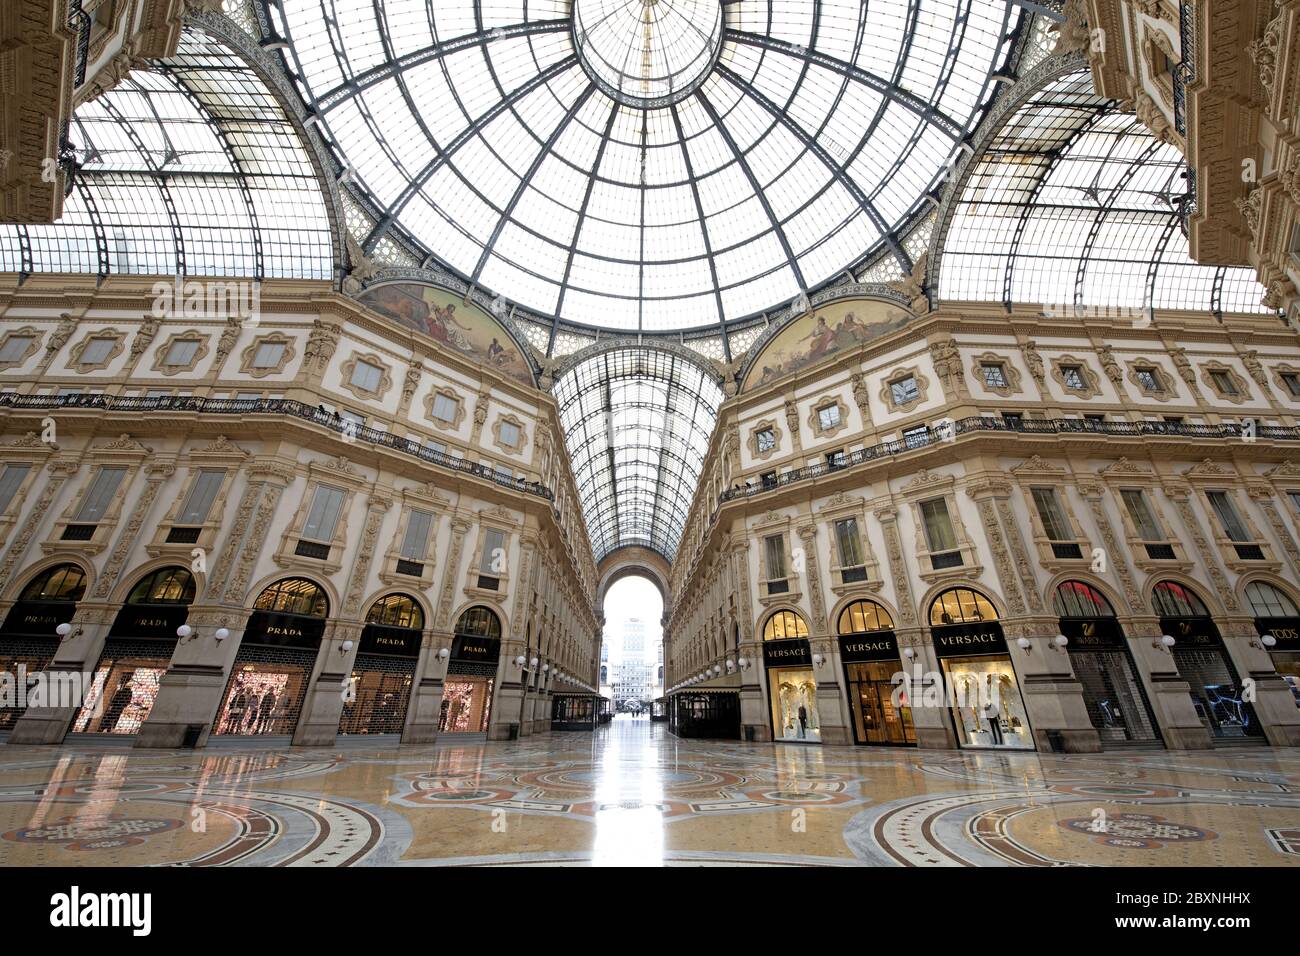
[0,28,334,280]
[554,347,723,561]
[937,71,1270,316]
[267,0,1023,332]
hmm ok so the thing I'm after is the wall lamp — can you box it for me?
[530,656,539,667]
[1251,634,1277,650]
[437,647,450,660]
[737,656,750,670]
[175,624,230,644]
[725,658,736,672]
[902,647,916,661]
[55,622,82,642]
[1154,634,1176,651]
[1052,634,1069,652]
[339,639,354,655]
[1016,636,1032,651]
[515,655,527,667]
[811,653,824,667]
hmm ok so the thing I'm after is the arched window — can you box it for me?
[455,606,501,639]
[837,600,894,634]
[1151,581,1209,618]
[20,564,87,602]
[126,567,195,605]
[762,609,808,641]
[366,594,424,629]
[1244,581,1299,618]
[253,578,329,617]
[929,588,997,626]
[1052,581,1114,618]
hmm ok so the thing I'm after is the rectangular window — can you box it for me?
[760,471,777,489]
[145,389,172,399]
[400,509,434,561]
[890,376,919,406]
[1290,491,1300,516]
[235,391,262,402]
[425,438,448,458]
[825,449,846,468]
[1206,490,1251,542]
[1002,412,1023,428]
[0,336,34,363]
[1209,370,1239,395]
[252,342,286,368]
[177,469,225,524]
[164,339,200,367]
[755,428,776,453]
[817,405,840,431]
[302,485,346,541]
[76,466,127,521]
[499,421,521,447]
[1281,373,1300,398]
[834,518,863,568]
[350,360,383,392]
[1031,488,1073,541]
[903,425,929,449]
[981,364,1007,388]
[0,464,30,512]
[80,338,115,365]
[480,528,506,575]
[764,534,787,581]
[1134,367,1162,392]
[919,497,958,553]
[338,410,364,432]
[1121,489,1163,541]
[1060,365,1085,390]
[431,393,459,423]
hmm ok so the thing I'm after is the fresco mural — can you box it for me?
[742,298,912,391]
[357,282,534,386]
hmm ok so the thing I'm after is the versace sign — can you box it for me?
[763,638,811,667]
[931,622,1008,658]
[838,631,900,663]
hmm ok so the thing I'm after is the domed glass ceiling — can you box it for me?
[268,0,1024,332]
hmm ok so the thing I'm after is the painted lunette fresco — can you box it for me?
[357,282,534,386]
[742,298,912,392]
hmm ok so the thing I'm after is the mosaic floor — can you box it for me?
[0,717,1298,866]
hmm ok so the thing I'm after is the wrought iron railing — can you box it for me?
[1172,1,1196,136]
[718,415,1299,503]
[67,0,92,88]
[0,393,554,500]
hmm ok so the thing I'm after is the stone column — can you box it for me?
[797,522,851,745]
[292,619,361,746]
[1216,614,1300,747]
[1124,615,1212,750]
[403,632,449,743]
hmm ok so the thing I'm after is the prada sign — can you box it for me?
[109,604,189,640]
[1255,617,1300,653]
[763,638,811,667]
[1160,617,1222,649]
[0,601,76,638]
[244,610,325,650]
[931,622,1008,658]
[359,623,421,657]
[1058,618,1125,650]
[451,634,500,664]
[838,631,900,663]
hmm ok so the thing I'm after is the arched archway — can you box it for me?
[600,571,664,715]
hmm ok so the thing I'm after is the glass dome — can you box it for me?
[269,0,1024,331]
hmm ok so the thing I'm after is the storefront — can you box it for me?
[551,692,600,731]
[1154,580,1263,741]
[929,588,1033,751]
[73,567,194,735]
[1053,581,1161,747]
[837,600,914,745]
[215,578,327,737]
[670,689,740,739]
[1244,581,1300,708]
[0,564,85,732]
[761,609,820,743]
[440,606,500,734]
[339,594,422,736]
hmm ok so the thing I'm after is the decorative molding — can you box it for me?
[1124,358,1173,400]
[239,333,296,378]
[491,413,528,455]
[807,394,851,439]
[1050,355,1103,399]
[0,327,43,370]
[746,419,782,461]
[880,365,931,412]
[424,386,467,432]
[68,331,126,372]
[338,351,395,401]
[151,331,211,376]
[1198,360,1250,404]
[970,351,1023,397]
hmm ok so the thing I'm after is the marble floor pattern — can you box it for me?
[0,717,1298,866]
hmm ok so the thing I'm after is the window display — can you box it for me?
[339,656,414,735]
[837,600,912,745]
[1,564,85,730]
[215,653,313,736]
[768,667,821,743]
[1247,582,1300,710]
[72,642,169,734]
[439,676,492,733]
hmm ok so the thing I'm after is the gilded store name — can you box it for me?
[938,632,998,645]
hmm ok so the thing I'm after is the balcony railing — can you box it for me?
[719,415,1299,503]
[0,392,554,500]
[1173,1,1196,136]
[67,0,92,88]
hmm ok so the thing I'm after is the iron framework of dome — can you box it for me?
[263,0,1028,335]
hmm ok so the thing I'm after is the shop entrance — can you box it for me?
[761,609,820,743]
[339,594,422,736]
[0,564,85,732]
[74,567,194,735]
[1053,581,1160,747]
[929,588,1033,751]
[838,600,914,745]
[1245,581,1300,709]
[1154,581,1263,741]
[440,606,501,734]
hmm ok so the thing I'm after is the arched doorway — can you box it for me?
[928,587,1032,751]
[1154,581,1262,739]
[762,609,819,743]
[1053,581,1160,746]
[838,600,914,745]
[73,566,195,735]
[215,577,329,737]
[440,606,501,734]
[340,594,423,736]
[0,563,86,731]
[1245,581,1300,708]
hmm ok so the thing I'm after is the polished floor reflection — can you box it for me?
[0,716,1298,866]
